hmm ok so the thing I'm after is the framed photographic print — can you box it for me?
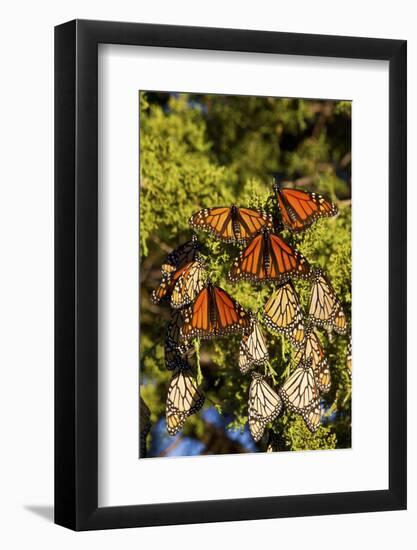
[55,20,407,530]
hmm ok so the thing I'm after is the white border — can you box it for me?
[98,44,389,507]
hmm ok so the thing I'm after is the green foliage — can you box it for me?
[140,94,237,257]
[140,91,351,456]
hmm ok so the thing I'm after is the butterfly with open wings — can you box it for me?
[189,205,273,243]
[273,179,338,232]
[180,283,251,340]
[229,228,311,284]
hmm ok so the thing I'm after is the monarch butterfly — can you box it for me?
[139,395,152,457]
[302,401,322,433]
[189,205,273,243]
[166,367,205,436]
[308,268,347,335]
[279,357,319,413]
[333,304,348,335]
[161,235,201,276]
[238,319,269,374]
[273,180,338,232]
[262,282,305,346]
[248,372,282,442]
[165,310,193,370]
[346,338,352,378]
[152,259,206,308]
[314,361,331,394]
[170,259,206,309]
[165,310,189,351]
[229,228,311,283]
[164,337,192,371]
[181,283,250,340]
[151,273,173,305]
[294,328,331,394]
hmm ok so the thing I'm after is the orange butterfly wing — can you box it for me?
[277,187,337,232]
[268,233,310,279]
[151,262,193,304]
[229,231,311,283]
[229,233,266,280]
[181,287,211,339]
[276,191,304,230]
[189,207,234,240]
[212,287,250,334]
[235,207,273,241]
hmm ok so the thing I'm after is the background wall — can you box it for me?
[0,1,414,548]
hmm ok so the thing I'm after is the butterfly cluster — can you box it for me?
[149,179,351,446]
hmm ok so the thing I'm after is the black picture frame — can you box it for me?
[55,19,407,531]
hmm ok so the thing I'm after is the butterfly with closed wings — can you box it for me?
[294,327,331,394]
[262,281,305,347]
[248,371,282,442]
[308,268,347,335]
[302,401,322,433]
[166,365,205,436]
[279,356,320,414]
[164,310,194,371]
[238,318,269,374]
[152,258,206,309]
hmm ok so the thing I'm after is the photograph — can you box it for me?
[139,91,352,458]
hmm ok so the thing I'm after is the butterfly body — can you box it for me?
[230,205,243,241]
[261,230,272,275]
